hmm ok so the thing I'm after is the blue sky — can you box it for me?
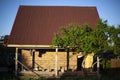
[0,0,120,36]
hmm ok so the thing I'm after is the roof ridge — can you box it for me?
[19,5,97,8]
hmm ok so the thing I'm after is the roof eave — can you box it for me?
[7,44,52,49]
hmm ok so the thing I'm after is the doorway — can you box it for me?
[77,56,84,71]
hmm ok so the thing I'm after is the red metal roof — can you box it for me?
[8,6,99,46]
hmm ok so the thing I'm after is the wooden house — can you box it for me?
[7,6,99,76]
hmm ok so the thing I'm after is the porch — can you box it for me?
[10,46,100,78]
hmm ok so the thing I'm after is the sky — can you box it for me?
[0,0,120,36]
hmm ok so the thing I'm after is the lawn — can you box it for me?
[0,72,120,80]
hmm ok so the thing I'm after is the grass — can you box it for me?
[0,73,17,80]
[0,72,120,80]
[0,76,120,80]
[20,77,97,80]
[18,76,120,80]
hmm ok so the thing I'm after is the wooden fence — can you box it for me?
[111,59,120,68]
[110,59,120,74]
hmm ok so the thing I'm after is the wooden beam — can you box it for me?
[15,48,18,76]
[7,44,51,48]
[55,47,58,77]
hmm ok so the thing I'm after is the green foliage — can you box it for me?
[105,25,120,55]
[61,24,82,48]
[79,24,93,54]
[53,24,95,55]
[102,59,111,69]
[52,33,63,47]
[52,20,120,55]
[105,60,111,69]
[92,20,108,53]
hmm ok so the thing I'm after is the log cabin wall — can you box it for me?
[21,49,77,71]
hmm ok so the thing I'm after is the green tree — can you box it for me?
[53,20,109,55]
[0,35,9,46]
[52,20,120,70]
[92,20,108,54]
[52,24,96,69]
[106,25,120,55]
